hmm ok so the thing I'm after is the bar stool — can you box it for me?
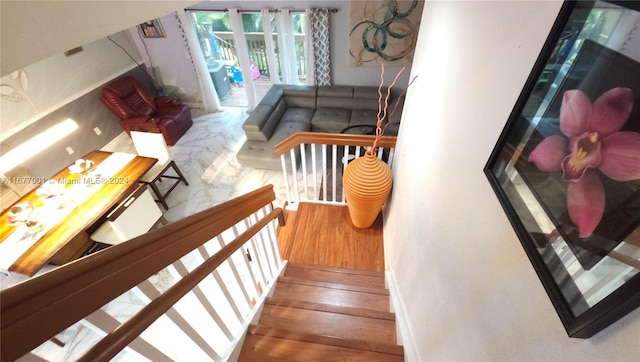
[90,184,168,245]
[130,130,189,209]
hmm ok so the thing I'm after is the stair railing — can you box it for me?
[1,185,285,362]
[275,132,397,209]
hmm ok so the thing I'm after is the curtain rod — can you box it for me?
[186,8,339,13]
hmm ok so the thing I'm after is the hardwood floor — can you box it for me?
[220,76,273,107]
[277,203,385,272]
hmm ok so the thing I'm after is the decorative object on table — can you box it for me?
[349,0,424,66]
[67,159,94,174]
[7,202,34,225]
[484,0,640,338]
[36,179,65,200]
[139,18,166,38]
[343,63,412,228]
[7,201,43,236]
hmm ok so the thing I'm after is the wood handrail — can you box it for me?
[1,185,282,362]
[274,132,397,156]
[78,207,282,361]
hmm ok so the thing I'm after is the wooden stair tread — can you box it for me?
[259,304,397,345]
[286,262,385,277]
[249,325,404,356]
[278,276,389,295]
[238,260,403,360]
[239,333,404,361]
[285,263,386,289]
[273,279,390,312]
[265,297,396,321]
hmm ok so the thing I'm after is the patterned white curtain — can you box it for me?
[176,9,220,112]
[277,9,300,84]
[229,8,258,111]
[304,9,314,86]
[261,9,281,85]
[308,8,331,86]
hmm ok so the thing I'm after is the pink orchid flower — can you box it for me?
[529,87,640,238]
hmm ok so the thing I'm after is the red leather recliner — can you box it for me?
[100,76,193,146]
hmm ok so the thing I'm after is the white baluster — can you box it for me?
[331,144,338,202]
[311,143,318,201]
[300,143,308,201]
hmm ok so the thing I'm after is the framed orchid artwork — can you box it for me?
[485,0,640,338]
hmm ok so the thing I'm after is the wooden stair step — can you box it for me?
[273,278,390,312]
[259,304,397,345]
[249,325,404,356]
[286,262,385,277]
[285,263,386,289]
[278,276,389,295]
[239,333,404,361]
[265,297,396,321]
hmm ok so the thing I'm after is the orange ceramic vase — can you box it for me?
[343,150,393,228]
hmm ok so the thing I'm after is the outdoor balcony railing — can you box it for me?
[210,32,307,79]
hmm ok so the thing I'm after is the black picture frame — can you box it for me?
[484,0,640,338]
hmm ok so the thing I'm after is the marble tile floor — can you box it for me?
[100,106,291,222]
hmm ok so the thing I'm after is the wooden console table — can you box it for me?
[0,151,156,276]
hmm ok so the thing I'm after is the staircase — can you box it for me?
[2,185,402,361]
[239,262,404,361]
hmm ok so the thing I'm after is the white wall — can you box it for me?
[128,12,203,104]
[385,1,640,361]
[0,1,200,77]
[0,32,140,142]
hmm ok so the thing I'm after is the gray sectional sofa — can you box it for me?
[237,84,403,170]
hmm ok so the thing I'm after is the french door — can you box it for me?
[189,9,307,110]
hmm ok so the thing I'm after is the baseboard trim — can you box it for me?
[386,268,420,361]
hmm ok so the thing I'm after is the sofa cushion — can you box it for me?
[353,86,380,100]
[311,108,351,133]
[260,85,285,107]
[317,86,353,97]
[350,109,380,127]
[283,85,317,108]
[385,123,400,136]
[283,85,316,97]
[285,96,316,109]
[155,104,193,146]
[243,104,273,132]
[243,99,288,141]
[316,86,351,110]
[236,120,310,170]
[280,107,315,124]
[350,98,380,110]
[256,98,287,141]
[237,140,283,170]
[271,119,311,143]
[316,84,379,110]
[315,96,345,110]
